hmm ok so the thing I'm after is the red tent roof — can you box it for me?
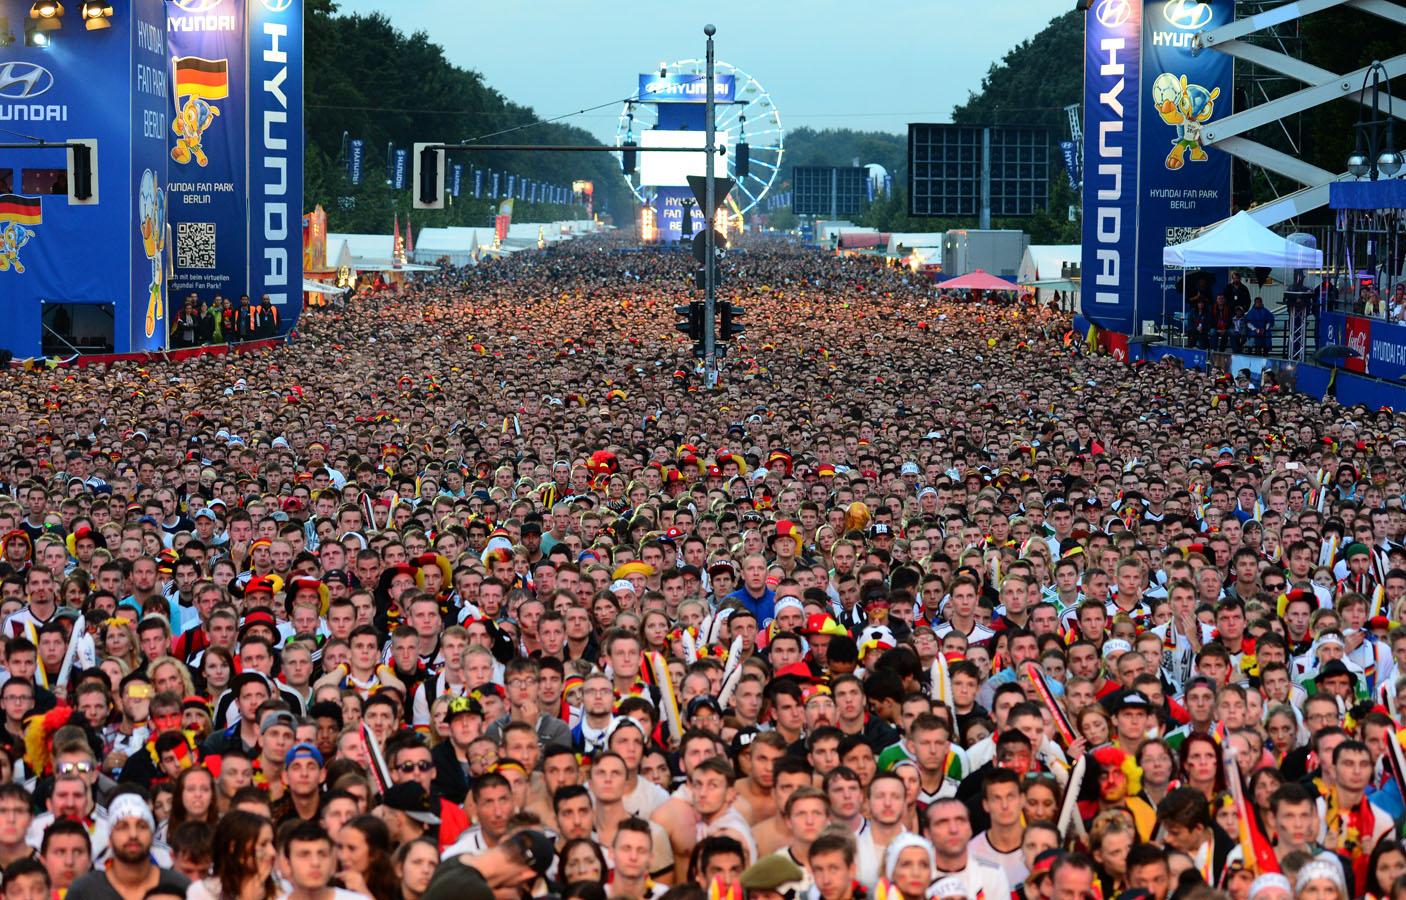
[837,232,882,250]
[937,269,1023,291]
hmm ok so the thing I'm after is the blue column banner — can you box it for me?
[451,164,463,197]
[531,182,538,203]
[393,149,408,190]
[882,174,892,196]
[1081,0,1141,334]
[349,139,364,185]
[474,169,483,198]
[1058,140,1080,189]
[519,178,527,201]
[132,0,170,350]
[506,174,516,200]
[866,178,875,203]
[1136,0,1233,328]
[492,173,500,199]
[247,0,304,329]
[165,0,247,311]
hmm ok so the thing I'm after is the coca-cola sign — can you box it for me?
[1345,315,1371,374]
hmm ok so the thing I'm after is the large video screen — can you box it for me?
[639,130,711,188]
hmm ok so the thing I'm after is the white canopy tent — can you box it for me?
[1160,211,1324,337]
[1161,211,1324,268]
[1017,245,1081,305]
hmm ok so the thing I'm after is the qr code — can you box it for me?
[176,221,216,270]
[1165,226,1198,246]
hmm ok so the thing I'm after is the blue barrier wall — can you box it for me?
[1074,317,1406,410]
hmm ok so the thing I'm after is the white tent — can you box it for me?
[887,232,944,256]
[1018,244,1081,305]
[1161,211,1323,268]
[324,233,438,272]
[412,227,482,266]
[1160,211,1323,337]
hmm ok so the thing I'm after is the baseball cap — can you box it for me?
[285,742,323,767]
[382,782,441,825]
[512,830,556,879]
[447,695,485,721]
[260,710,297,734]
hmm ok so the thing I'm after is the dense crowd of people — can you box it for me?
[0,230,1402,900]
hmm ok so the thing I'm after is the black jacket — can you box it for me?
[431,739,471,805]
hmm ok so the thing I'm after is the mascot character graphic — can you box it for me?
[138,170,166,339]
[1152,72,1220,170]
[172,95,220,167]
[170,56,228,168]
[0,194,41,274]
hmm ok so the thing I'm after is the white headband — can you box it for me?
[109,794,155,830]
[884,833,936,880]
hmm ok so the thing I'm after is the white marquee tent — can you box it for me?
[1161,211,1323,268]
[1160,211,1324,331]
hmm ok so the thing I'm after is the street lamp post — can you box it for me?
[1347,60,1403,181]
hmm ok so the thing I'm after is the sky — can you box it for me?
[332,0,1072,144]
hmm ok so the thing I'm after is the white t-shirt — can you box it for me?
[968,832,1027,886]
[622,775,669,819]
[935,856,1012,900]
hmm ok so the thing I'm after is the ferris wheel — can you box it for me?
[615,59,784,216]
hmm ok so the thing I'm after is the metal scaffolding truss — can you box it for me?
[1191,0,1406,229]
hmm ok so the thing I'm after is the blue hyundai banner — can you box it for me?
[247,0,303,328]
[492,173,499,199]
[451,164,462,197]
[1058,140,1080,189]
[1137,0,1232,328]
[165,0,247,313]
[506,175,515,200]
[474,169,483,198]
[638,73,735,103]
[1081,0,1141,334]
[349,139,364,185]
[392,149,408,190]
[131,0,171,350]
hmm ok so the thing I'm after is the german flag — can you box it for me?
[173,56,228,101]
[0,195,40,226]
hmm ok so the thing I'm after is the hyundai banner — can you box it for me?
[1058,140,1080,190]
[165,0,248,310]
[349,138,364,185]
[1081,0,1232,335]
[638,73,735,103]
[474,169,482,198]
[1081,0,1142,334]
[451,164,462,198]
[247,0,304,329]
[392,149,408,190]
[1137,0,1232,330]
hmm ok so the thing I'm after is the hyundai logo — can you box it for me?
[0,63,54,100]
[1163,0,1214,29]
[1094,0,1132,28]
[171,0,222,10]
[262,0,293,10]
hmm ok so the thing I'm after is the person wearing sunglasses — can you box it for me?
[385,733,468,851]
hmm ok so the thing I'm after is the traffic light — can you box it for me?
[67,138,97,205]
[621,141,637,177]
[719,301,745,339]
[675,301,704,342]
[734,142,750,180]
[413,143,445,209]
[693,256,722,290]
